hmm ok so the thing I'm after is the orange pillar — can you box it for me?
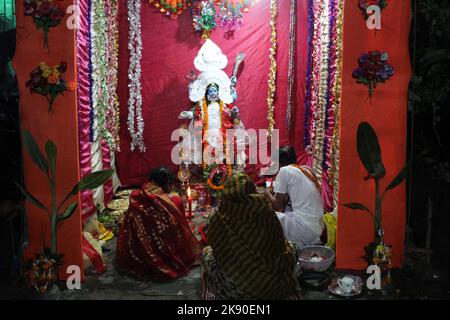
[13,0,84,280]
[336,1,411,269]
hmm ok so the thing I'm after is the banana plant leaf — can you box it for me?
[68,169,114,196]
[15,182,47,213]
[22,130,48,174]
[357,122,386,178]
[58,202,78,223]
[343,202,372,215]
[45,140,57,180]
[383,163,410,195]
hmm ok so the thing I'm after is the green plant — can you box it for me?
[343,122,409,263]
[16,130,113,256]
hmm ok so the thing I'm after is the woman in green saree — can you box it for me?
[202,173,300,299]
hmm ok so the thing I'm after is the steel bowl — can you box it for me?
[298,245,335,272]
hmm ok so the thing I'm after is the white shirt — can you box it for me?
[273,165,324,236]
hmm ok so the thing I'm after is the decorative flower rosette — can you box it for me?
[190,0,217,39]
[358,0,388,19]
[149,0,188,19]
[24,248,64,294]
[204,164,229,193]
[23,0,66,50]
[215,0,250,37]
[364,241,393,285]
[352,51,394,99]
[26,62,76,112]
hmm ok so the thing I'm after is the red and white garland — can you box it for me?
[105,0,120,151]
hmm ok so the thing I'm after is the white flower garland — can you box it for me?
[91,0,113,147]
[127,0,145,152]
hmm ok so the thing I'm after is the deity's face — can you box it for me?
[206,84,219,102]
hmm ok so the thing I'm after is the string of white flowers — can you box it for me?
[127,0,145,152]
[91,0,113,147]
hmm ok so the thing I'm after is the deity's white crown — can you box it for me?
[194,39,228,72]
[189,39,233,104]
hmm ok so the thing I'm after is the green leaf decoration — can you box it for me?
[15,182,47,212]
[45,140,57,180]
[69,169,114,196]
[22,130,49,174]
[384,163,410,194]
[343,202,372,215]
[58,202,78,223]
[357,122,386,178]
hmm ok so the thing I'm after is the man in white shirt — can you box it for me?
[265,146,324,248]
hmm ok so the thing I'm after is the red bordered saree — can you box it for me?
[116,182,201,280]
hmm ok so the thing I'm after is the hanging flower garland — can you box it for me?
[303,0,314,147]
[91,0,114,148]
[202,98,232,178]
[310,0,328,183]
[87,0,95,142]
[286,0,296,131]
[219,102,233,177]
[149,0,188,19]
[358,0,388,19]
[105,0,121,151]
[266,0,278,139]
[302,0,345,211]
[202,98,209,171]
[321,0,337,171]
[327,0,344,209]
[305,0,322,152]
[128,0,146,152]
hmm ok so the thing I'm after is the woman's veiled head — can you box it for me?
[222,173,256,200]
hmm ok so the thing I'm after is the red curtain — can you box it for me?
[117,0,309,186]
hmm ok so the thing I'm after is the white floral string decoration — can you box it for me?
[127,0,145,152]
[91,0,114,147]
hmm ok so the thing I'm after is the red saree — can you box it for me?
[116,182,201,280]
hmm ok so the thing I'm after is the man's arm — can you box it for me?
[264,190,287,212]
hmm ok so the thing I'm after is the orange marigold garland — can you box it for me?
[206,166,228,191]
[202,98,209,171]
[203,99,232,191]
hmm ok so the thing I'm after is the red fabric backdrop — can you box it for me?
[336,0,411,269]
[117,0,309,186]
[14,0,84,280]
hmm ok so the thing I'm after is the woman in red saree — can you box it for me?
[116,167,201,280]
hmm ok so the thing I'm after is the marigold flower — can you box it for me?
[42,69,52,78]
[66,81,76,91]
